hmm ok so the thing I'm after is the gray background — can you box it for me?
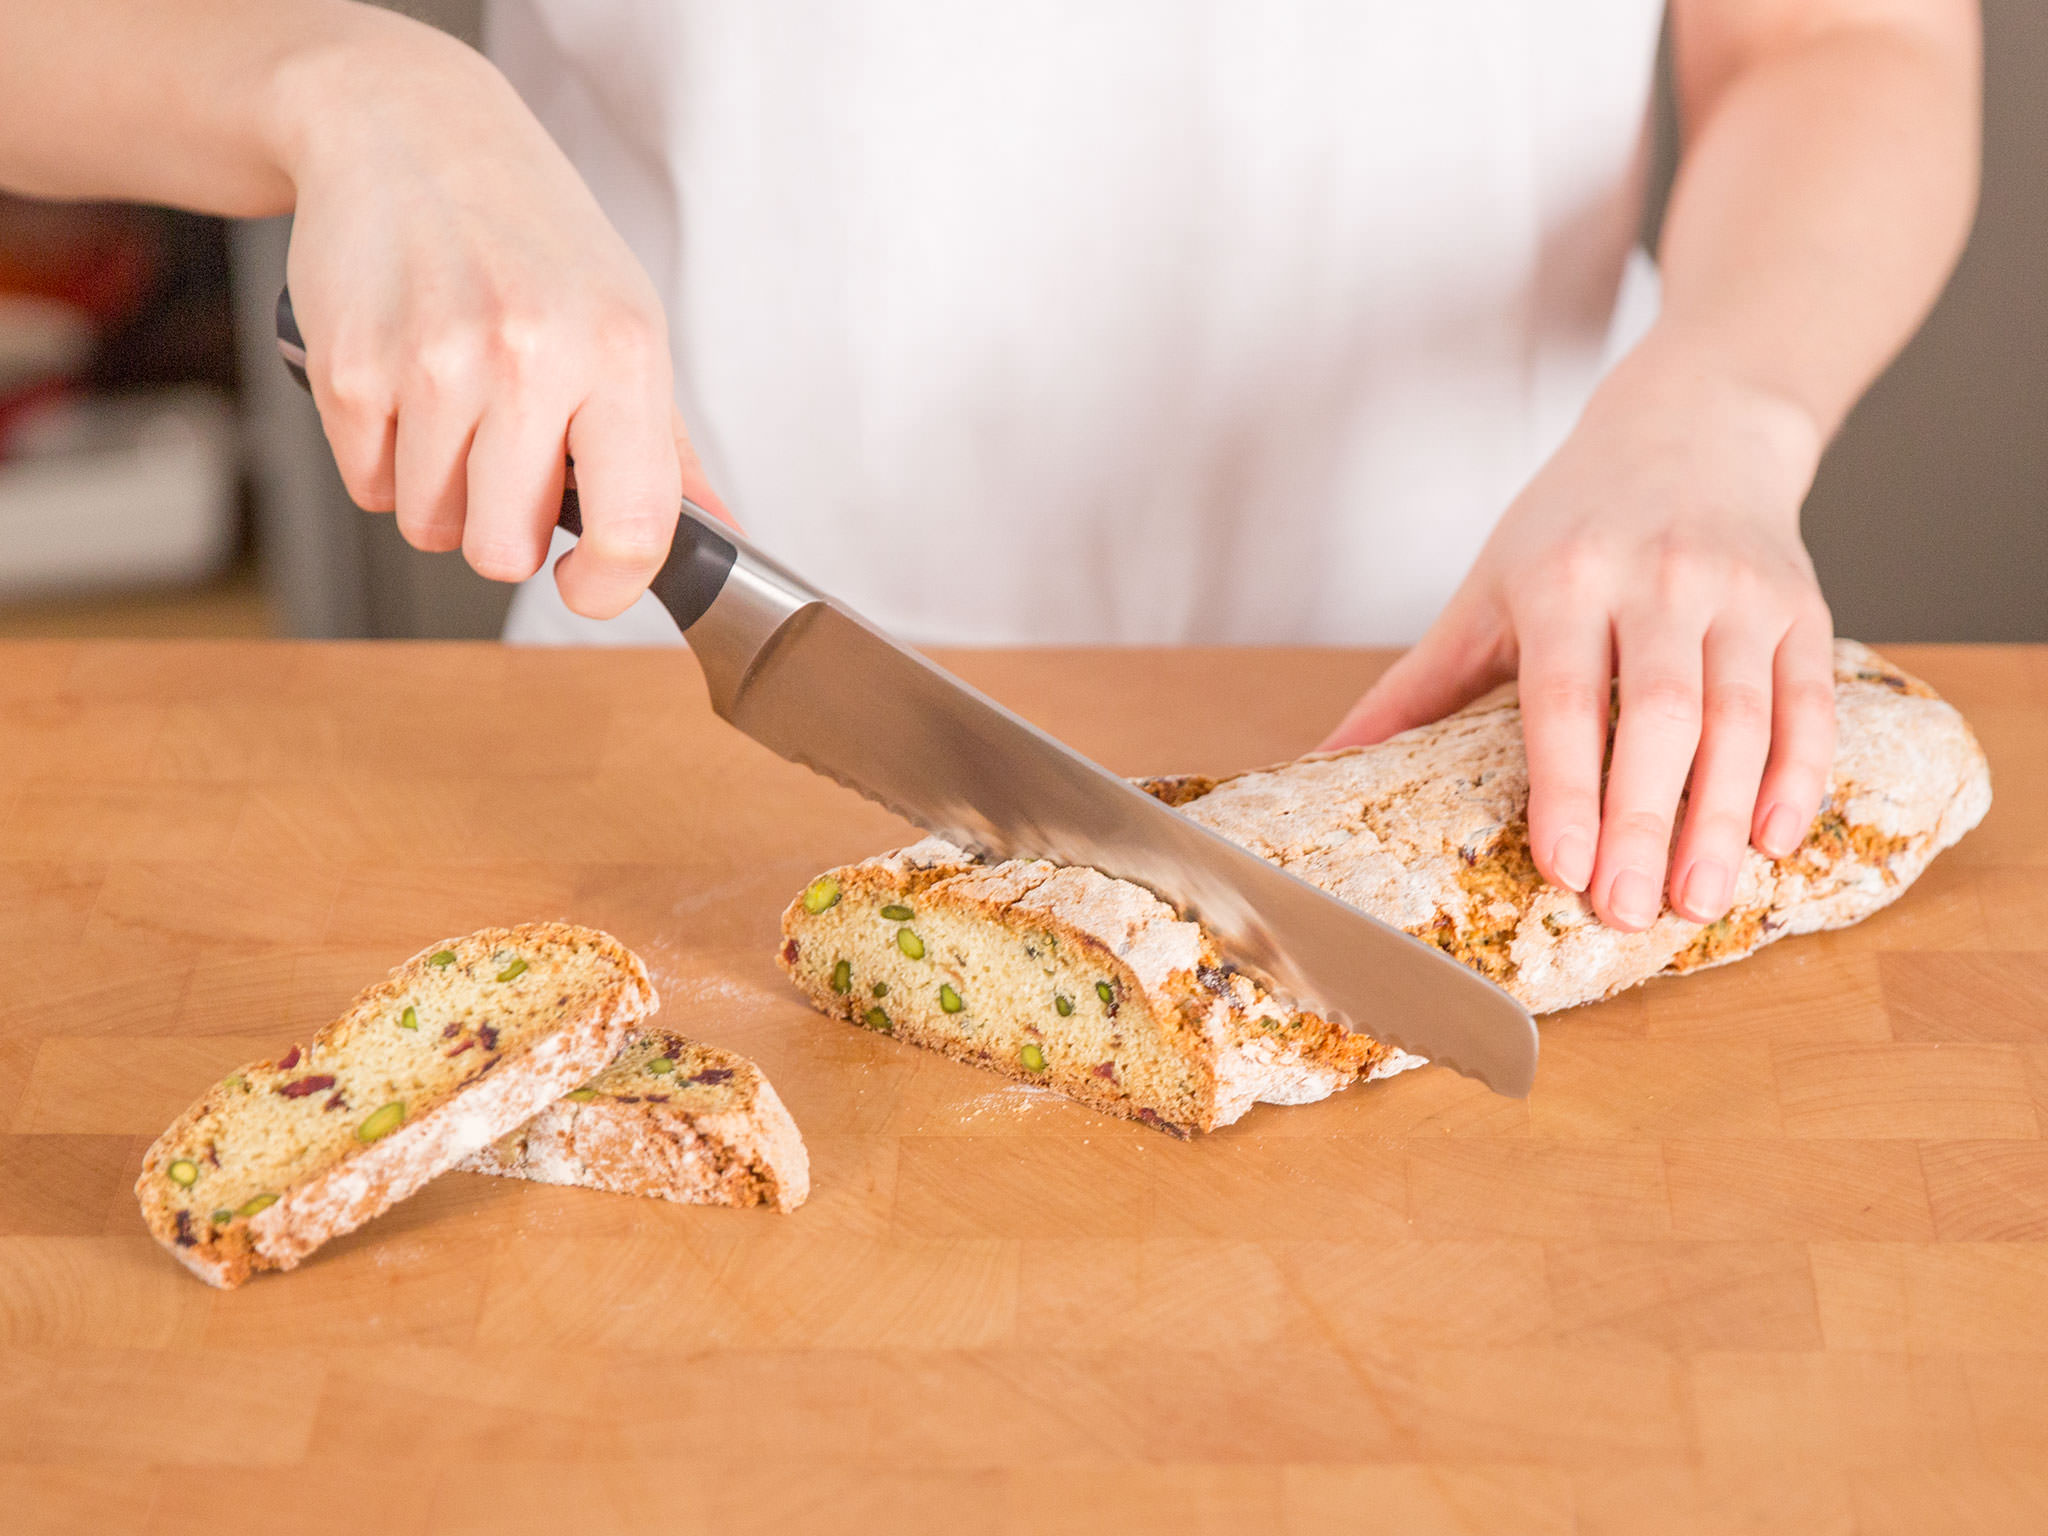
[243,0,2044,641]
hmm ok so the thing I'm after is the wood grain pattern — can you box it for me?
[1,640,2042,1535]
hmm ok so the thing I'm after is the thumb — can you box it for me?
[1318,602,1513,751]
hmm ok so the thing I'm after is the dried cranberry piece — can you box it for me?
[279,1074,338,1098]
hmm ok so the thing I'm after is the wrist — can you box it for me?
[1590,324,1829,513]
[259,3,500,194]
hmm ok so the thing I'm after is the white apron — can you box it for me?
[491,0,1665,646]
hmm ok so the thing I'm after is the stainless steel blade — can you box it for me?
[723,600,1539,1095]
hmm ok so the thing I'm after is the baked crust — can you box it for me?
[778,641,1988,1131]
[460,1031,809,1213]
[136,923,658,1287]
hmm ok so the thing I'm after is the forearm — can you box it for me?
[1640,3,1981,449]
[0,0,484,217]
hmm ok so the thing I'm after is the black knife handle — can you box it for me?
[274,284,736,632]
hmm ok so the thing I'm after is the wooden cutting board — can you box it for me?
[3,640,2045,1535]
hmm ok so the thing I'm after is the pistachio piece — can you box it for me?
[495,957,528,982]
[1054,993,1073,1017]
[647,1057,676,1075]
[864,1006,893,1032]
[355,1101,406,1143]
[428,949,457,967]
[566,1087,598,1102]
[802,875,842,914]
[880,903,913,921]
[939,983,963,1013]
[896,928,925,960]
[1096,981,1115,1006]
[1019,1043,1047,1073]
[236,1192,279,1217]
[399,1005,419,1031]
[872,980,889,998]
[167,1158,199,1188]
[222,1074,246,1093]
[831,959,852,993]
[210,1209,232,1225]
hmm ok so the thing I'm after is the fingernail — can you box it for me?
[1679,860,1732,921]
[1551,830,1594,892]
[1609,869,1661,930]
[1759,803,1804,858]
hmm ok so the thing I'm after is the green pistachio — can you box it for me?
[872,981,889,998]
[428,949,457,967]
[495,957,528,983]
[355,1101,406,1143]
[648,1057,676,1075]
[1019,1043,1047,1073]
[167,1159,199,1188]
[939,983,963,1013]
[1054,994,1073,1017]
[222,1074,246,1093]
[864,1006,893,1033]
[896,928,925,960]
[566,1087,598,1102]
[880,904,913,921]
[236,1193,279,1217]
[831,959,852,993]
[802,875,842,914]
[1096,981,1115,1006]
[210,1209,232,1225]
[399,1005,419,1031]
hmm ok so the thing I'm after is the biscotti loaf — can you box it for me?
[777,641,1989,1133]
[460,1030,809,1213]
[137,923,658,1286]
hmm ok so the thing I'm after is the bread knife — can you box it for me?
[277,288,1540,1095]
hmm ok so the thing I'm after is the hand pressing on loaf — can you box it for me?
[1320,341,1835,932]
[0,0,729,619]
[1319,0,1978,931]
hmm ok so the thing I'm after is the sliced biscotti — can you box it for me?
[459,1030,809,1213]
[777,845,1413,1136]
[137,924,658,1287]
[1159,639,1990,1015]
[776,640,1988,1132]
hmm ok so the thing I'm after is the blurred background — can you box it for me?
[0,0,2041,643]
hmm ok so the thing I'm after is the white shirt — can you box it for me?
[491,0,1665,646]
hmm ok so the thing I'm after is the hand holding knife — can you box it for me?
[277,286,1540,1096]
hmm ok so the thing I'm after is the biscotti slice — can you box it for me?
[137,923,658,1287]
[777,640,1988,1133]
[777,845,1415,1136]
[458,1030,809,1213]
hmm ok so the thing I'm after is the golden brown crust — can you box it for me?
[136,923,658,1286]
